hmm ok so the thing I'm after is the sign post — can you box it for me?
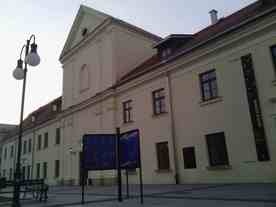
[81,137,85,205]
[116,127,123,202]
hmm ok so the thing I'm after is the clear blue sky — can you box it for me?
[0,0,255,124]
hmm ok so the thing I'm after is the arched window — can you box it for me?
[79,64,90,92]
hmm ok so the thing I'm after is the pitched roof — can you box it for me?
[3,97,62,140]
[117,0,276,85]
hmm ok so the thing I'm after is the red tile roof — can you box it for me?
[4,97,62,139]
[117,1,276,85]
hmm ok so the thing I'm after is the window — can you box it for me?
[9,168,13,180]
[55,128,61,145]
[206,132,229,167]
[152,88,166,115]
[22,166,26,180]
[36,163,40,179]
[37,135,42,151]
[156,142,170,170]
[43,162,47,179]
[3,169,5,177]
[199,69,218,101]
[4,148,7,160]
[123,100,133,123]
[27,165,31,180]
[79,64,90,92]
[44,132,48,149]
[55,160,60,178]
[241,54,270,161]
[183,147,197,169]
[270,45,276,74]
[23,140,27,154]
[28,139,32,153]
[81,28,88,37]
[10,145,14,158]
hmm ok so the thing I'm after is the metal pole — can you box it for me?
[137,131,143,204]
[126,169,129,199]
[12,40,30,207]
[116,127,122,202]
[81,137,85,205]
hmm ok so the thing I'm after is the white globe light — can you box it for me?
[13,67,24,80]
[25,52,40,66]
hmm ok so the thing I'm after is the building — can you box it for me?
[1,0,276,185]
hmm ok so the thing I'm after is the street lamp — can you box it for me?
[12,34,40,207]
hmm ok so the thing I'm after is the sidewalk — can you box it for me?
[0,184,275,207]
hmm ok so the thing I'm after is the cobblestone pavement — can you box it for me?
[0,184,275,207]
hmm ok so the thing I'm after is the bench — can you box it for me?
[0,178,48,202]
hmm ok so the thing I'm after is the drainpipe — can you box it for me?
[166,72,179,184]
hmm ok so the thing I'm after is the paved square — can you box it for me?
[0,184,275,206]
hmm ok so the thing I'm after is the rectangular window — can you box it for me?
[156,142,170,170]
[3,169,5,177]
[152,88,166,115]
[123,100,133,123]
[23,140,27,154]
[27,165,31,180]
[22,166,26,180]
[43,162,47,179]
[9,168,12,180]
[28,139,32,153]
[55,160,60,178]
[183,147,197,169]
[44,132,48,149]
[241,54,270,161]
[36,163,40,179]
[37,135,42,151]
[10,146,14,158]
[55,128,61,145]
[206,132,229,167]
[4,148,7,160]
[270,44,276,74]
[199,69,218,101]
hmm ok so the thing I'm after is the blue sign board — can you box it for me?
[83,129,140,171]
[83,134,116,170]
[120,130,140,169]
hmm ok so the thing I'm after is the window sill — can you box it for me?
[199,97,223,107]
[206,165,232,171]
[122,120,134,126]
[155,169,173,173]
[152,112,168,118]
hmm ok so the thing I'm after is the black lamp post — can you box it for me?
[12,34,40,207]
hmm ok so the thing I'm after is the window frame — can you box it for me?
[206,132,229,167]
[37,135,42,151]
[23,140,27,155]
[199,69,218,102]
[55,128,61,145]
[55,160,60,178]
[36,163,40,179]
[122,100,133,123]
[43,162,47,179]
[152,88,166,115]
[270,44,276,75]
[44,132,48,149]
[182,147,197,169]
[156,141,170,170]
[28,139,32,153]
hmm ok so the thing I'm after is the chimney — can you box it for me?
[209,9,218,25]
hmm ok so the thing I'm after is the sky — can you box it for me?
[0,0,256,125]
